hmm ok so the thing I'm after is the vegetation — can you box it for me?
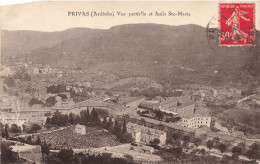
[1,142,17,163]
[29,97,44,106]
[45,96,57,107]
[10,124,22,133]
[1,124,9,139]
[3,76,15,87]
[206,140,214,150]
[46,84,66,94]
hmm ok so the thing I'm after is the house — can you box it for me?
[126,122,166,146]
[181,113,211,129]
[158,96,195,117]
[75,124,86,135]
[0,66,14,77]
[11,144,42,163]
[214,121,229,134]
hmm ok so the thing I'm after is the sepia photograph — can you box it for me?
[0,1,260,163]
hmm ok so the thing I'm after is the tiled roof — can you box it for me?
[126,122,166,136]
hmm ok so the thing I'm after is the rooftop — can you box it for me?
[119,96,145,106]
[126,122,166,136]
[182,113,211,119]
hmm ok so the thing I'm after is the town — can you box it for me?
[1,55,260,164]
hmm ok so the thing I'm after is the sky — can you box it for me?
[1,1,260,32]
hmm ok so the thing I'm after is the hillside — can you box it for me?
[1,28,103,57]
[2,24,260,86]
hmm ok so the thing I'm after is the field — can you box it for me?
[38,126,120,150]
[216,108,260,137]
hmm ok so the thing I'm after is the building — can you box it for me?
[0,66,14,77]
[214,121,229,134]
[75,124,86,135]
[126,122,166,146]
[181,114,211,129]
[138,96,195,117]
[0,109,50,128]
[158,97,195,117]
[119,97,146,109]
[0,94,17,111]
[11,144,42,163]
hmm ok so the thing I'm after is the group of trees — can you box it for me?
[3,76,15,87]
[138,109,181,123]
[46,150,132,164]
[1,142,17,163]
[205,137,260,161]
[1,124,9,139]
[45,109,103,128]
[130,87,161,99]
[46,84,66,94]
[102,117,133,143]
[1,123,42,138]
[29,96,58,107]
[11,135,51,162]
[206,137,227,153]
[29,97,44,106]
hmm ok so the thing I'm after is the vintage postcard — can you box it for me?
[0,1,260,164]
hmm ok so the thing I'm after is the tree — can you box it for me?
[193,138,202,147]
[45,96,57,107]
[35,137,42,145]
[218,143,227,153]
[91,108,100,125]
[69,113,75,125]
[139,118,146,126]
[60,114,69,126]
[45,117,51,129]
[29,97,43,106]
[221,155,231,164]
[4,76,15,87]
[121,133,133,143]
[172,132,181,141]
[155,110,164,120]
[2,124,9,139]
[75,115,81,124]
[169,147,182,157]
[58,149,74,163]
[106,117,113,131]
[10,124,21,133]
[31,124,41,133]
[102,117,107,128]
[150,138,160,147]
[122,120,127,134]
[232,146,242,156]
[183,135,191,143]
[80,110,87,125]
[41,141,50,155]
[57,93,67,100]
[212,137,220,146]
[113,120,122,138]
[26,136,32,144]
[206,140,214,150]
[245,143,260,160]
[1,143,17,163]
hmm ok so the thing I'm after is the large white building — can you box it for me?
[181,114,211,129]
[126,122,167,146]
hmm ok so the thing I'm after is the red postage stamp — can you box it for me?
[219,3,255,46]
